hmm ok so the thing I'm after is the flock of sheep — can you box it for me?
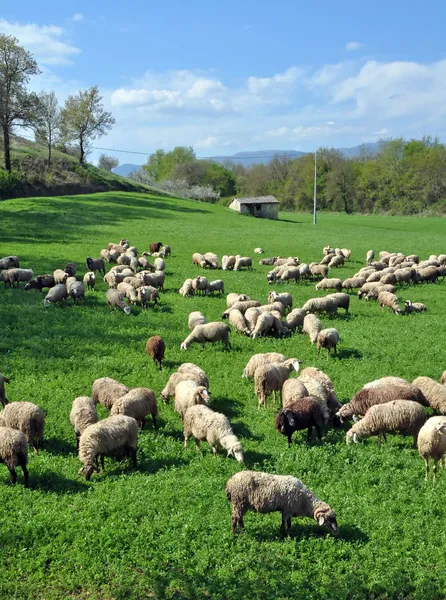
[0,240,445,535]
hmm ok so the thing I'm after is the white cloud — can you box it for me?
[326,121,336,125]
[195,135,218,149]
[374,128,389,135]
[247,67,303,94]
[345,41,363,51]
[71,13,84,22]
[0,19,80,65]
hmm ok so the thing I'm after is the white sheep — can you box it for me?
[188,311,207,331]
[110,387,158,429]
[317,328,340,357]
[254,247,264,254]
[242,352,286,379]
[70,396,98,449]
[161,367,209,403]
[0,402,44,452]
[222,255,236,271]
[234,256,252,271]
[228,309,251,335]
[250,312,275,339]
[285,308,306,332]
[192,276,209,295]
[173,380,210,419]
[0,427,29,486]
[316,278,343,293]
[183,405,244,462]
[83,271,96,290]
[106,289,131,314]
[417,416,446,480]
[254,358,301,408]
[91,377,129,409]
[179,278,194,297]
[208,280,224,295]
[268,291,292,311]
[302,314,322,344]
[226,293,250,308]
[203,252,219,269]
[180,323,231,351]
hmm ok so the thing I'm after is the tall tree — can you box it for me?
[60,86,115,165]
[34,91,61,166]
[0,34,40,172]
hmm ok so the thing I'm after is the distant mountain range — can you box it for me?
[112,142,380,176]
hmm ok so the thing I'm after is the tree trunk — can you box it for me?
[48,142,51,167]
[3,125,11,173]
[79,137,84,165]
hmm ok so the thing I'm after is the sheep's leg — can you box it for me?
[273,391,277,404]
[76,433,80,451]
[316,425,322,440]
[152,413,158,429]
[383,432,387,442]
[286,517,292,536]
[212,446,218,456]
[141,418,146,430]
[195,439,201,451]
[307,426,313,442]
[287,433,292,447]
[378,432,382,447]
[130,448,137,468]
[184,434,189,449]
[425,458,429,481]
[8,467,17,485]
[100,454,105,471]
[433,459,438,481]
[441,455,445,469]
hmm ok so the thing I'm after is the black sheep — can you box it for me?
[275,397,325,446]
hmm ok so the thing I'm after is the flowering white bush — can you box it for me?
[129,171,220,203]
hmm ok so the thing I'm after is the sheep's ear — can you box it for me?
[318,516,325,526]
[227,447,234,457]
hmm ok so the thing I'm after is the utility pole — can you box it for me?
[313,150,317,225]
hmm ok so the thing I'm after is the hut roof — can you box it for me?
[232,195,278,205]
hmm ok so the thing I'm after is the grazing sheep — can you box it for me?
[111,388,158,429]
[279,266,301,284]
[106,289,131,315]
[285,308,306,332]
[70,396,98,449]
[414,266,439,284]
[1,268,34,288]
[188,311,207,331]
[337,384,427,421]
[346,400,426,446]
[78,415,138,480]
[25,274,55,292]
[52,269,68,285]
[138,285,159,309]
[250,312,275,339]
[92,377,129,410]
[301,296,339,315]
[173,380,210,419]
[405,300,427,313]
[192,253,208,268]
[259,257,277,266]
[179,278,194,297]
[83,272,96,290]
[234,256,252,271]
[380,272,397,286]
[140,270,165,290]
[378,291,401,314]
[364,284,397,301]
[242,353,286,379]
[281,379,309,407]
[258,301,285,316]
[417,416,446,480]
[394,268,414,285]
[222,300,260,318]
[107,243,125,254]
[150,242,163,254]
[146,335,165,370]
[342,277,366,292]
[228,309,251,335]
[366,250,375,264]
[316,278,343,293]
[86,257,106,275]
[161,245,171,256]
[180,322,231,351]
[363,376,410,390]
[268,291,292,311]
[192,276,209,295]
[300,367,341,414]
[328,255,344,268]
[254,247,264,254]
[117,282,138,304]
[0,374,10,407]
[0,402,44,452]
[161,367,209,403]
[0,427,29,486]
[302,314,322,344]
[100,249,113,263]
[254,358,301,408]
[326,292,350,313]
[341,248,351,260]
[317,328,340,357]
[275,398,325,445]
[412,377,446,413]
[323,245,334,256]
[43,283,67,306]
[154,257,165,271]
[0,256,19,270]
[183,405,244,462]
[137,256,152,270]
[226,293,250,308]
[124,276,142,289]
[226,470,338,535]
[243,307,260,332]
[208,280,224,295]
[222,255,237,271]
[203,253,219,269]
[320,254,334,266]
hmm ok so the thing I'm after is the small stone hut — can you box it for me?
[229,196,279,220]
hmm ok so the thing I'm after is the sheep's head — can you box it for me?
[227,443,244,463]
[180,342,188,351]
[123,306,131,315]
[346,429,359,444]
[314,504,338,535]
[195,387,210,405]
[79,465,95,480]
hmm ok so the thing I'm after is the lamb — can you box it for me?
[275,398,326,445]
[242,353,286,379]
[161,367,209,403]
[346,400,426,446]
[91,377,129,409]
[183,405,244,462]
[302,314,322,344]
[86,257,106,275]
[25,274,55,292]
[254,358,301,408]
[281,379,309,408]
[180,322,231,351]
[208,280,224,295]
[78,415,138,480]
[0,373,10,407]
[179,278,194,297]
[417,417,446,480]
[43,283,67,306]
[117,282,138,304]
[70,396,98,449]
[412,377,446,413]
[106,289,131,315]
[234,256,252,271]
[404,300,427,313]
[203,252,219,269]
[377,291,401,314]
[111,387,158,429]
[316,278,343,293]
[222,255,236,270]
[0,256,19,270]
[188,311,207,331]
[226,293,250,308]
[0,427,29,487]
[161,245,171,257]
[366,250,375,264]
[285,308,306,332]
[225,470,338,535]
[317,328,340,357]
[222,300,260,318]
[83,272,96,290]
[337,384,427,421]
[228,309,251,335]
[137,285,159,309]
[0,402,44,452]
[268,291,292,311]
[250,312,275,339]
[173,380,210,419]
[192,253,208,268]
[154,257,165,271]
[192,276,209,295]
[145,335,165,370]
[150,242,163,254]
[342,277,366,292]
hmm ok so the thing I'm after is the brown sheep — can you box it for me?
[150,242,163,254]
[275,398,325,446]
[146,336,166,370]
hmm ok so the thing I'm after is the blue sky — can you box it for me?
[1,0,446,165]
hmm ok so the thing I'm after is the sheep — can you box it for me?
[414,266,439,284]
[412,377,446,413]
[100,249,113,263]
[106,289,131,315]
[179,278,194,297]
[226,293,250,308]
[86,257,106,275]
[173,381,210,419]
[203,252,219,269]
[0,402,44,452]
[328,255,344,268]
[0,256,19,270]
[302,314,322,344]
[161,368,209,403]
[342,277,366,292]
[280,266,301,284]
[125,246,137,258]
[103,271,123,288]
[254,247,264,254]
[380,272,397,286]
[326,292,350,313]
[0,427,29,486]
[117,282,138,305]
[377,291,401,314]
[254,358,301,408]
[92,377,129,409]
[67,280,85,303]
[316,278,343,293]
[364,284,397,301]
[317,328,340,357]
[226,309,249,336]
[192,276,209,295]
[1,268,34,288]
[161,245,171,257]
[394,268,415,285]
[285,308,306,332]
[225,470,338,535]
[154,257,165,271]
[222,255,236,270]
[250,312,275,339]
[240,308,258,333]
[258,301,285,316]
[24,274,54,293]
[275,398,326,445]
[301,296,338,316]
[366,250,375,264]
[70,396,98,449]
[78,415,138,480]
[300,367,341,414]
[404,300,427,313]
[417,417,446,480]
[0,374,9,407]
[222,300,260,318]
[320,253,335,266]
[43,283,67,306]
[441,372,446,386]
[340,248,351,260]
[188,311,207,331]
[346,400,426,446]
[140,271,165,290]
[83,271,96,290]
[363,376,410,390]
[110,387,158,429]
[242,352,286,380]
[234,256,252,271]
[180,322,231,351]
[323,245,334,256]
[146,335,165,370]
[337,384,427,421]
[259,257,277,266]
[418,259,439,269]
[183,405,244,462]
[137,255,152,270]
[281,379,309,407]
[208,280,224,295]
[138,285,159,309]
[268,291,292,311]
[192,253,208,268]
[148,242,162,254]
[107,243,125,254]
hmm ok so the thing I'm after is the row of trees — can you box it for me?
[0,34,115,171]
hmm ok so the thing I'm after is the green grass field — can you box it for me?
[0,192,446,600]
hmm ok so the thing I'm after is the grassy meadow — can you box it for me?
[0,191,446,599]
